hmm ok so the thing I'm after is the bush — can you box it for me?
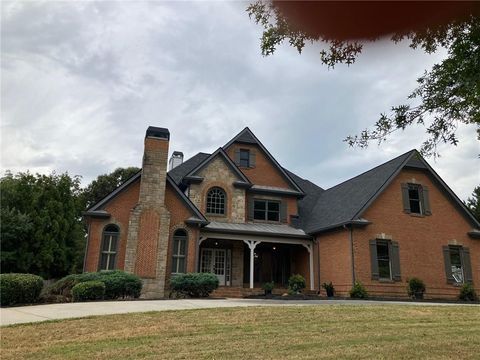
[170,273,219,298]
[72,281,105,302]
[0,273,44,306]
[459,283,478,301]
[349,281,368,299]
[407,277,426,299]
[288,274,306,294]
[46,270,142,301]
[262,281,275,292]
[322,282,335,297]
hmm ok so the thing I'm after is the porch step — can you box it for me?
[210,286,263,298]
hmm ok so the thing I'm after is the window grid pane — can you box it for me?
[408,184,422,214]
[172,233,187,274]
[376,241,391,279]
[100,227,119,271]
[240,149,250,167]
[449,246,464,283]
[206,188,226,215]
[254,200,280,221]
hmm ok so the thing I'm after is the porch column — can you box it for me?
[244,240,261,289]
[302,243,314,291]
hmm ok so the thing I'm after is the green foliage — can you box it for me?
[262,281,275,292]
[288,274,306,294]
[322,282,335,297]
[466,186,480,221]
[247,2,479,157]
[46,270,142,301]
[349,281,368,299]
[0,273,44,306]
[459,283,478,301]
[81,167,140,209]
[72,281,106,302]
[407,277,426,299]
[169,273,219,298]
[0,171,85,278]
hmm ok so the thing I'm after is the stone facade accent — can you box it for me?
[231,241,244,287]
[189,156,246,223]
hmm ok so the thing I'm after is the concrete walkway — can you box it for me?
[1,298,477,326]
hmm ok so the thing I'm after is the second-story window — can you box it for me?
[206,187,226,215]
[254,199,280,221]
[239,149,250,167]
[408,184,422,214]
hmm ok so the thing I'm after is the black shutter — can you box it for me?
[234,149,240,165]
[443,246,454,284]
[390,241,401,281]
[422,186,432,215]
[401,183,411,213]
[280,201,287,223]
[249,151,256,168]
[461,247,473,284]
[248,197,254,221]
[369,240,379,280]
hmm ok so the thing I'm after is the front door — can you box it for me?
[201,248,228,285]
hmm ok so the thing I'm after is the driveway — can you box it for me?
[1,298,476,326]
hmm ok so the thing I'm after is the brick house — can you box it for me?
[83,126,480,299]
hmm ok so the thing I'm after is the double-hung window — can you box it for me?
[239,149,250,167]
[172,230,187,274]
[253,199,280,221]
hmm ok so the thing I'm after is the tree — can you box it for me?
[81,167,140,210]
[0,172,86,278]
[247,2,480,156]
[466,186,480,221]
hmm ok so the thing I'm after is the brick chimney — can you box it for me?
[124,126,172,298]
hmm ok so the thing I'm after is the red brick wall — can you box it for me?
[353,168,480,299]
[84,179,140,272]
[164,182,199,285]
[316,229,353,296]
[135,209,160,278]
[226,143,292,189]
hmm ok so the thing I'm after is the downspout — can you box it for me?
[82,222,91,273]
[349,226,356,284]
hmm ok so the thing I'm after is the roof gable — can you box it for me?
[223,127,304,194]
[184,148,251,185]
[304,150,480,234]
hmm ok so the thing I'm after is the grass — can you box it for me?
[2,305,479,359]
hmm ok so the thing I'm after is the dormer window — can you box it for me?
[206,187,226,215]
[239,149,250,167]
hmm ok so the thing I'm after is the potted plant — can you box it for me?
[322,282,335,298]
[262,281,275,296]
[407,277,426,300]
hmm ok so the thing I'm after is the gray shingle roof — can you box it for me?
[168,152,210,185]
[303,150,415,233]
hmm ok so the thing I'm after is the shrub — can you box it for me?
[262,281,275,292]
[72,281,105,302]
[407,277,426,299]
[349,281,368,299]
[45,270,142,301]
[0,273,44,306]
[170,273,219,298]
[288,274,306,294]
[322,282,335,297]
[459,283,478,301]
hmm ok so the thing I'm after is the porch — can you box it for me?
[198,222,315,291]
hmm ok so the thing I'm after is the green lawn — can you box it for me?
[2,305,479,359]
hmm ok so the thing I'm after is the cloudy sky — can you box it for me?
[1,1,478,199]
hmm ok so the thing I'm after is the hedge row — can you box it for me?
[72,281,106,302]
[47,270,142,301]
[0,273,44,306]
[170,273,219,298]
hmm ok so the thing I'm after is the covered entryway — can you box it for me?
[198,222,315,291]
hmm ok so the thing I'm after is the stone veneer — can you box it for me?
[189,156,246,223]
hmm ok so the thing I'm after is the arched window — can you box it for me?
[172,229,188,274]
[99,224,119,271]
[206,187,226,215]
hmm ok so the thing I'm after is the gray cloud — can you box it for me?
[1,1,478,200]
